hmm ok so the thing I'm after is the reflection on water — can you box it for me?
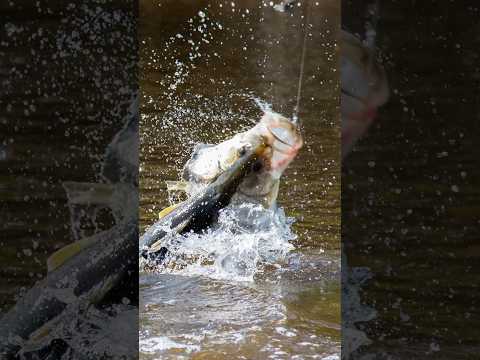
[140,0,340,358]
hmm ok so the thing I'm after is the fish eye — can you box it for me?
[252,160,263,172]
[238,146,247,157]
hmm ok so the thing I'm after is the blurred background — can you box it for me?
[342,1,480,358]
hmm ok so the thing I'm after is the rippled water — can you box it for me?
[140,1,340,358]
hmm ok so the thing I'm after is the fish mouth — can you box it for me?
[263,116,303,173]
[269,125,299,148]
[263,112,302,145]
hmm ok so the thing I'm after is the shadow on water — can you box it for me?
[140,0,340,358]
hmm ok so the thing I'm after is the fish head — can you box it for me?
[182,111,302,208]
[235,111,303,207]
[244,111,303,180]
[341,30,389,157]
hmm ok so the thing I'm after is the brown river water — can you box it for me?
[139,0,340,359]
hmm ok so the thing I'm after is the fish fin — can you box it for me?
[158,202,182,219]
[165,180,188,192]
[47,236,98,272]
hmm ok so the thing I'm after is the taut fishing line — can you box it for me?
[293,0,312,125]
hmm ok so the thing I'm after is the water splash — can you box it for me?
[292,113,299,124]
[158,203,296,282]
[252,95,300,125]
[252,96,273,114]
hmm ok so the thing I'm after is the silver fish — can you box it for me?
[140,112,302,264]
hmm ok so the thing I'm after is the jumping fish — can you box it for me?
[140,112,302,264]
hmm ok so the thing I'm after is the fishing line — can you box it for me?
[293,0,312,124]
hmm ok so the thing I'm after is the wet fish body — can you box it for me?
[139,146,260,262]
[140,112,303,265]
[181,112,303,208]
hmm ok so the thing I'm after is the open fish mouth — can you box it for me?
[268,125,302,170]
[175,111,302,207]
[268,123,300,148]
[261,113,303,178]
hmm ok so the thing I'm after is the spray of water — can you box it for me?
[158,203,296,282]
[252,96,273,114]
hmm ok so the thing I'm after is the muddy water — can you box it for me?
[139,1,340,359]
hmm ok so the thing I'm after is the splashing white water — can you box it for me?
[159,203,296,282]
[252,96,273,114]
[140,336,199,354]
